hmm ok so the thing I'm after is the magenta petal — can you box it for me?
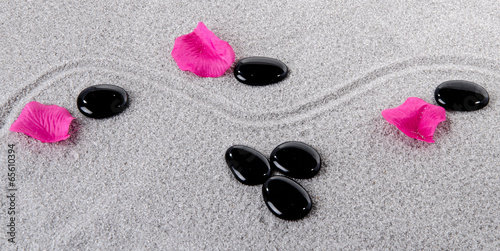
[382,97,446,143]
[10,101,75,143]
[171,22,235,77]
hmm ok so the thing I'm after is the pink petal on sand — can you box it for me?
[172,22,235,77]
[10,101,75,143]
[382,97,446,143]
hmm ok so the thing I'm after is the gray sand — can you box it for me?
[1,1,499,250]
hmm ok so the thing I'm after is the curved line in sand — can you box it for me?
[1,55,499,131]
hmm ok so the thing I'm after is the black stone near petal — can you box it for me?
[262,176,312,220]
[234,57,288,86]
[270,141,321,179]
[434,80,489,111]
[225,145,272,185]
[77,84,129,119]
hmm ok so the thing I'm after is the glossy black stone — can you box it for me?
[262,176,312,220]
[225,145,272,185]
[270,141,321,179]
[234,57,288,86]
[435,80,489,111]
[77,84,129,119]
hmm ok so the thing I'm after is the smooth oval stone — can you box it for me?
[270,141,321,179]
[234,57,288,86]
[225,145,272,185]
[435,80,489,111]
[262,176,312,220]
[77,84,129,118]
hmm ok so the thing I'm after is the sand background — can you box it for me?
[1,1,499,250]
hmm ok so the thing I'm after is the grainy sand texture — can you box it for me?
[1,1,499,250]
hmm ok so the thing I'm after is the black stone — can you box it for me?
[270,141,321,179]
[262,176,312,220]
[234,57,288,86]
[225,145,272,185]
[77,84,129,119]
[435,80,489,111]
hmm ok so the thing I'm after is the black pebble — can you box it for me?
[262,176,312,220]
[77,84,129,119]
[225,145,272,185]
[234,57,288,86]
[435,80,489,111]
[270,141,321,179]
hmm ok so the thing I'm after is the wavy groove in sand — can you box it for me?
[1,55,498,131]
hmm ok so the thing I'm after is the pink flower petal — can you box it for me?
[10,101,75,143]
[171,22,235,77]
[382,97,446,143]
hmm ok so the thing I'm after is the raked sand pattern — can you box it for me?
[1,1,499,250]
[1,55,498,129]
